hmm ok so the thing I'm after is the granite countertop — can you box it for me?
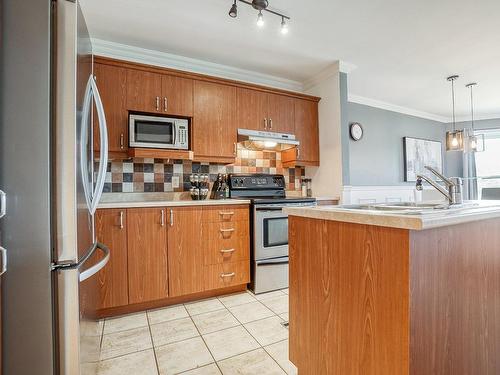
[98,193,250,209]
[284,201,500,230]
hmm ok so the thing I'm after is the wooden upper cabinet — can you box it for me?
[236,87,268,131]
[268,93,295,134]
[167,207,204,297]
[95,209,128,309]
[127,208,169,304]
[193,81,237,161]
[93,63,128,154]
[294,99,319,164]
[126,69,162,113]
[161,75,193,117]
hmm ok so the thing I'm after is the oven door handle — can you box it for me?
[255,207,285,212]
[173,122,177,146]
[256,258,289,266]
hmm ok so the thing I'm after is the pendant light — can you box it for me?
[464,82,485,153]
[445,75,464,151]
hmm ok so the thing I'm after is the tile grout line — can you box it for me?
[222,292,290,374]
[184,302,224,374]
[146,312,161,375]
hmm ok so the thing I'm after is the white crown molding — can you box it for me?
[348,94,450,123]
[91,38,304,93]
[454,114,500,123]
[302,60,357,91]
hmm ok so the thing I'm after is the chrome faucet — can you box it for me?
[416,166,463,205]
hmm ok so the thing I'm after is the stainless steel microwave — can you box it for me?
[129,114,189,150]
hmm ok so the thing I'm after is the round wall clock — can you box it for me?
[349,122,364,141]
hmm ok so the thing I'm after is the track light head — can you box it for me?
[252,0,269,11]
[229,1,237,18]
[281,17,288,34]
[257,11,264,27]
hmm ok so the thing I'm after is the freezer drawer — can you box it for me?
[251,256,288,294]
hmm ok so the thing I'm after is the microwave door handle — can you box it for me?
[89,76,109,215]
[173,122,177,146]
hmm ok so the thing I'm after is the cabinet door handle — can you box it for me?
[220,228,235,233]
[233,142,237,156]
[170,209,174,227]
[220,248,236,254]
[164,97,168,112]
[264,118,268,130]
[161,209,165,227]
[269,118,273,130]
[220,272,235,278]
[219,211,234,217]
[119,211,124,229]
[297,147,301,159]
[156,96,160,111]
[120,133,124,149]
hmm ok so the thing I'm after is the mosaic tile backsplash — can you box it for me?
[101,146,305,193]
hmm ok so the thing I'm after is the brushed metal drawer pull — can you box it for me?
[220,248,236,254]
[119,211,124,229]
[220,228,235,233]
[220,272,235,278]
[219,211,234,216]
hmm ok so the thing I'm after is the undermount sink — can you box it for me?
[341,202,479,214]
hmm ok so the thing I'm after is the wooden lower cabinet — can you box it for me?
[204,261,250,290]
[127,207,169,304]
[167,207,205,297]
[96,205,250,315]
[95,209,128,309]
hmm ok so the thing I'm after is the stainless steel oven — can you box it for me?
[252,200,316,294]
[129,113,189,150]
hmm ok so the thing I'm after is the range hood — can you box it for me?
[237,128,299,151]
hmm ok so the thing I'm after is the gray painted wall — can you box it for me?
[345,102,446,185]
[339,73,350,185]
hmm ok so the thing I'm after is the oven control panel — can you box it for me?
[229,174,285,189]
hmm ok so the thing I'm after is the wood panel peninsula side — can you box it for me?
[286,203,500,375]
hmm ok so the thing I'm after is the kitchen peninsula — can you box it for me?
[286,203,500,375]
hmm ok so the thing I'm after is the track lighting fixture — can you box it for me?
[228,0,237,18]
[228,0,290,34]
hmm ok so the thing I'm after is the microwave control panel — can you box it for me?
[175,121,189,149]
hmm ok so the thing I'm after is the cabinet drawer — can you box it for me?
[203,220,249,241]
[203,205,249,223]
[205,261,250,290]
[205,235,249,265]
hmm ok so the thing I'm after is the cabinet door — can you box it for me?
[127,208,168,303]
[193,81,237,159]
[167,207,204,297]
[294,99,319,164]
[236,87,268,131]
[126,69,162,113]
[94,64,128,153]
[161,75,193,117]
[95,209,128,309]
[268,93,295,134]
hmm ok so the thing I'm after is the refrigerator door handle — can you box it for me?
[80,75,108,216]
[0,246,7,276]
[0,190,6,218]
[52,242,109,282]
[79,242,110,282]
[89,76,108,215]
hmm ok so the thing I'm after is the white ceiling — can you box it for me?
[80,0,500,121]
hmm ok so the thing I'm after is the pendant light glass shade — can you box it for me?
[445,75,464,151]
[446,130,464,151]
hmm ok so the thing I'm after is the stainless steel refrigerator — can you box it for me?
[1,0,110,373]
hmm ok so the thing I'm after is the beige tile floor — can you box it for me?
[97,289,297,375]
